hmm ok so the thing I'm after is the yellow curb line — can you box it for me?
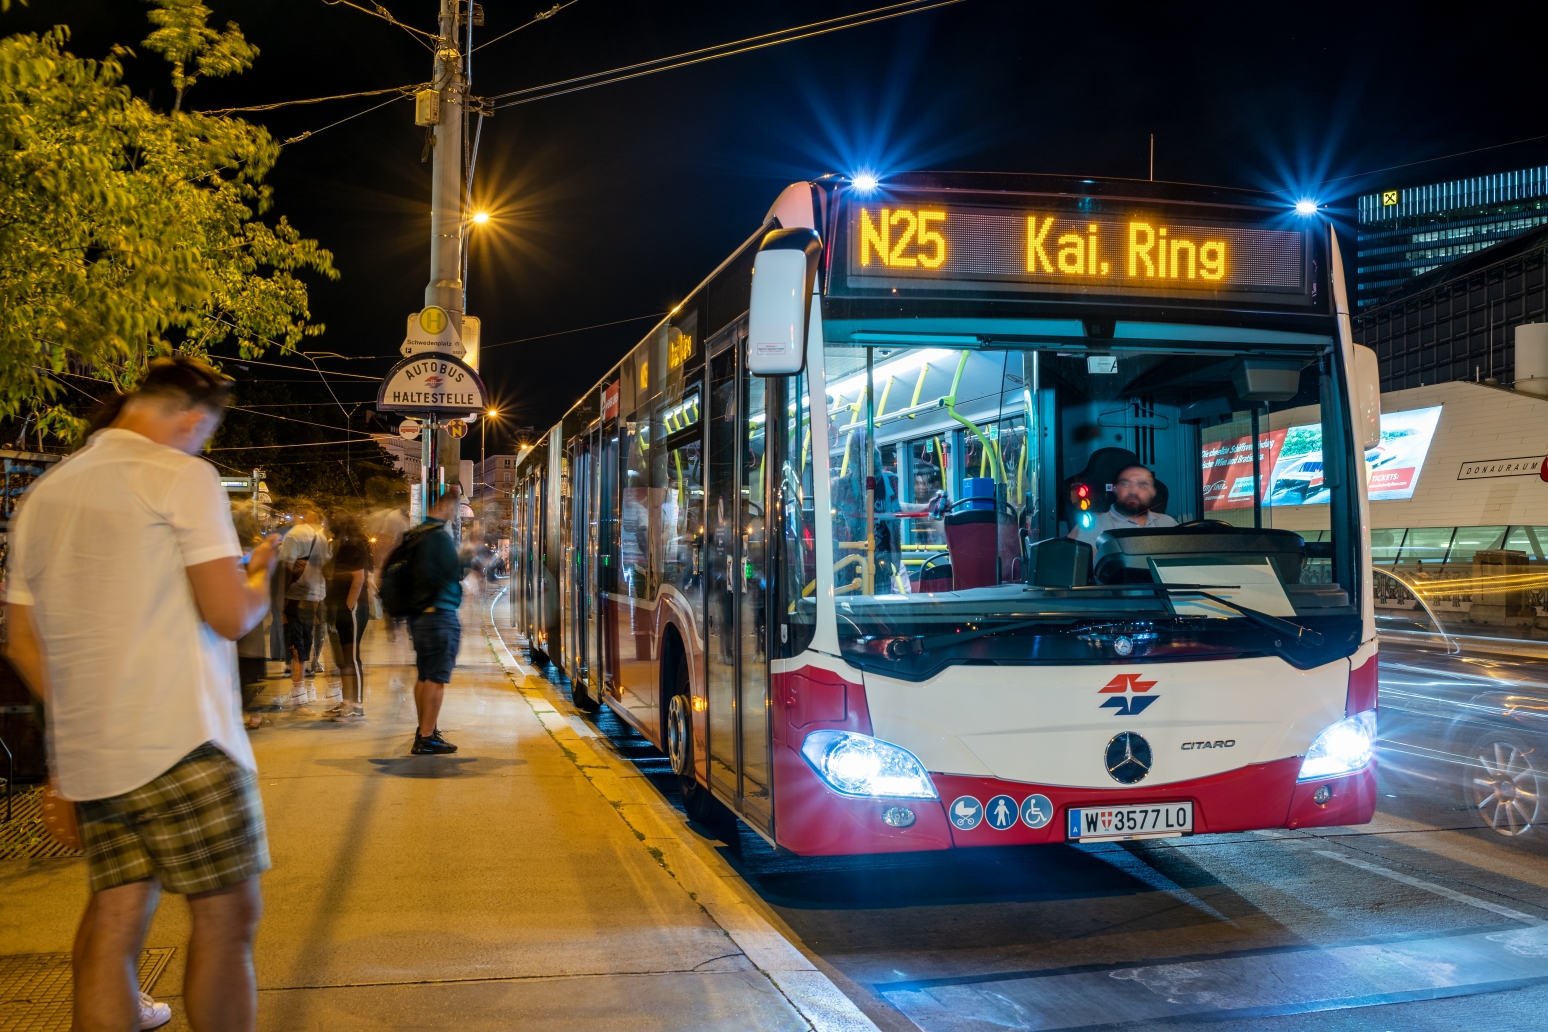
[481,620,882,1032]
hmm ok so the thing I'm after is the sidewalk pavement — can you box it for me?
[0,589,880,1031]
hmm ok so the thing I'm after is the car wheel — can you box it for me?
[1466,734,1544,836]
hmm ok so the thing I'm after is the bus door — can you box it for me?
[705,339,739,798]
[597,415,620,697]
[704,327,773,829]
[565,437,591,683]
[738,330,772,830]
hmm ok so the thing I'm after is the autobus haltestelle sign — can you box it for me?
[376,353,488,414]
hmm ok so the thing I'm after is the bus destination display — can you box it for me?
[846,202,1307,299]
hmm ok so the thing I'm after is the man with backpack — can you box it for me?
[381,487,467,755]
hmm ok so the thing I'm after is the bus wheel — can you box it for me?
[1466,734,1544,836]
[667,664,719,825]
[571,675,601,714]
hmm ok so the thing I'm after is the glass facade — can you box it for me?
[1357,165,1548,307]
[1350,221,1548,392]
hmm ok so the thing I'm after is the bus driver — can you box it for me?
[1069,463,1177,547]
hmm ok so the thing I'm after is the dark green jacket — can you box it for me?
[411,519,465,612]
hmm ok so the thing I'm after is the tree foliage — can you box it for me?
[0,2,335,439]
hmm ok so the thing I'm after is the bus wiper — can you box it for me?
[1146,585,1324,647]
[888,618,1047,657]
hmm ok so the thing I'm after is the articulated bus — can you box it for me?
[510,172,1382,855]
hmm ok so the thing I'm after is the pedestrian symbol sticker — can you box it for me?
[1020,794,1054,829]
[985,794,1018,831]
[949,796,983,830]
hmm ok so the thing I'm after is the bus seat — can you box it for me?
[1024,537,1093,588]
[1063,447,1169,517]
[917,555,952,591]
[944,509,1019,590]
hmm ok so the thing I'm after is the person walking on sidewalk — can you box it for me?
[279,505,328,713]
[323,511,370,723]
[5,357,278,1032]
[404,488,467,755]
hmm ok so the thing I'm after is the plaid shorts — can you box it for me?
[77,743,270,895]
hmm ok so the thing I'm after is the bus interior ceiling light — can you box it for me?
[1294,199,1319,216]
[800,730,937,799]
[1297,711,1376,781]
[826,347,954,402]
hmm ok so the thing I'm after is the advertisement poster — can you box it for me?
[1203,405,1443,510]
[1202,429,1287,511]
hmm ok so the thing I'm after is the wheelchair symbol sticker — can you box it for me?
[1020,794,1054,829]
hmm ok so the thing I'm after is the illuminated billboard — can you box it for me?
[1203,405,1443,510]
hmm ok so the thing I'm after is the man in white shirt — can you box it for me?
[6,357,279,1032]
[278,507,328,710]
[1069,463,1179,547]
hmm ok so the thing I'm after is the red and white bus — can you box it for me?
[510,172,1381,855]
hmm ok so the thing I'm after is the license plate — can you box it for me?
[1067,802,1193,842]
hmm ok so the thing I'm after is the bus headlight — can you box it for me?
[1298,711,1376,781]
[800,730,938,799]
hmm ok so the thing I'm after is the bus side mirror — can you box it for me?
[1352,344,1381,450]
[748,228,821,376]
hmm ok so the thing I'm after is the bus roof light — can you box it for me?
[852,173,880,194]
[1294,199,1319,216]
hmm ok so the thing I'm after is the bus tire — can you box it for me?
[571,675,602,714]
[666,658,720,825]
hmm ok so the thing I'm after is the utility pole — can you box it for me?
[422,0,464,520]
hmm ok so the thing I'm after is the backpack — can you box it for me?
[379,527,430,618]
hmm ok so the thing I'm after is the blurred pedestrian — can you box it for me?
[405,487,467,755]
[323,511,370,723]
[232,508,271,730]
[365,481,410,642]
[5,356,277,1032]
[278,505,328,713]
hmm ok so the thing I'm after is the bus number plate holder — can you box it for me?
[1067,802,1193,842]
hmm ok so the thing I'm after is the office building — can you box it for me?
[1355,164,1548,307]
[1351,221,1548,392]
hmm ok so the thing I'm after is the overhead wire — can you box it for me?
[321,0,440,47]
[471,0,580,53]
[283,94,413,146]
[1320,132,1548,187]
[488,0,968,109]
[198,83,426,115]
[481,312,668,350]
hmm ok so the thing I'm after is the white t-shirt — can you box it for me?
[279,522,328,601]
[9,429,252,800]
[1069,507,1179,547]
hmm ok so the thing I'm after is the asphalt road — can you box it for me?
[560,642,1548,1032]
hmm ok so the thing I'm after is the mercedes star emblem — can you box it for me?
[1105,731,1153,785]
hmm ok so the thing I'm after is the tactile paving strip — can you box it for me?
[0,949,174,1032]
[0,788,84,861]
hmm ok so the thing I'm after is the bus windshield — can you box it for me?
[805,335,1361,680]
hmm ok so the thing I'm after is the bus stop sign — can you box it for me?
[376,353,487,416]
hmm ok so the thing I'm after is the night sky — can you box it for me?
[10,0,1548,449]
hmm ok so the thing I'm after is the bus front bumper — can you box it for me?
[773,750,1377,855]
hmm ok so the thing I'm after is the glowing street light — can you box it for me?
[471,210,490,224]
